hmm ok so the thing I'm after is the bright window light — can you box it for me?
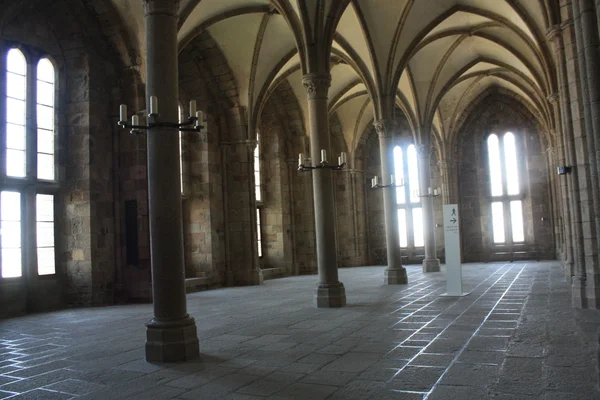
[1,191,22,278]
[491,202,505,243]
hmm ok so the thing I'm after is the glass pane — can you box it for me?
[255,186,262,202]
[37,247,55,276]
[7,149,26,177]
[37,58,54,83]
[37,104,54,130]
[179,131,183,193]
[491,202,505,243]
[7,49,26,75]
[394,146,406,204]
[413,207,424,247]
[37,80,54,106]
[7,124,26,150]
[487,134,503,197]
[7,72,26,100]
[37,194,54,221]
[2,248,22,278]
[2,221,21,248]
[510,200,525,242]
[2,192,20,220]
[504,132,520,195]
[407,145,420,203]
[37,153,55,180]
[6,97,25,125]
[37,129,54,154]
[256,208,262,257]
[1,191,22,278]
[398,209,407,248]
[37,222,54,247]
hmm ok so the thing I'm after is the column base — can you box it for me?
[315,282,346,308]
[384,267,408,284]
[422,258,441,273]
[146,316,199,362]
[572,275,587,309]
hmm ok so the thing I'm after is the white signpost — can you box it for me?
[441,204,469,297]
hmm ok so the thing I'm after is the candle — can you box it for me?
[299,153,304,167]
[196,111,203,128]
[341,152,347,165]
[131,114,139,126]
[321,149,327,163]
[189,100,197,118]
[150,95,158,114]
[390,175,394,185]
[374,176,379,186]
[434,188,439,196]
[119,104,127,122]
[371,177,375,188]
[338,156,342,165]
[428,187,432,195]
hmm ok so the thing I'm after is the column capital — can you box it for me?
[547,93,559,104]
[302,73,331,100]
[546,25,562,42]
[143,0,180,16]
[373,119,394,138]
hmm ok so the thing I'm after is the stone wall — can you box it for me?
[457,94,554,262]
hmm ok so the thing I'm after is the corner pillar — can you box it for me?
[302,73,346,307]
[143,0,199,362]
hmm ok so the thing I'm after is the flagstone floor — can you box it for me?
[0,261,599,399]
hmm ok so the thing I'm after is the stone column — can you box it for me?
[373,120,407,284]
[143,0,199,362]
[417,144,441,272]
[302,73,346,307]
[573,0,600,307]
[437,151,459,205]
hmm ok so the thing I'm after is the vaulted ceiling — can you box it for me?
[107,0,558,152]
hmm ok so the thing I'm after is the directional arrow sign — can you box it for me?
[442,204,469,297]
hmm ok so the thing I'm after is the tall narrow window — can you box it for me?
[254,134,262,257]
[178,106,184,194]
[2,47,59,280]
[36,194,55,275]
[254,135,261,202]
[37,59,55,180]
[487,132,524,245]
[394,144,424,249]
[256,208,262,258]
[1,191,22,278]
[6,49,26,178]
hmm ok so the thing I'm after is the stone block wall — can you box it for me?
[457,94,554,262]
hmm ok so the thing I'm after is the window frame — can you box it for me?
[485,131,527,248]
[254,133,263,259]
[0,43,60,281]
[393,142,424,252]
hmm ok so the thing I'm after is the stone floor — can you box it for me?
[1,262,599,399]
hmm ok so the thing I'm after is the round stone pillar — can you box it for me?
[417,144,441,272]
[143,0,199,362]
[373,120,407,284]
[302,73,346,307]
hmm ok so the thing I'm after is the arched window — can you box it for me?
[178,105,184,194]
[254,133,262,257]
[2,49,57,279]
[487,132,524,245]
[6,49,26,178]
[394,144,424,249]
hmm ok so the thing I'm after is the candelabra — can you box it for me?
[371,175,405,189]
[298,150,347,171]
[416,187,441,197]
[117,96,206,135]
